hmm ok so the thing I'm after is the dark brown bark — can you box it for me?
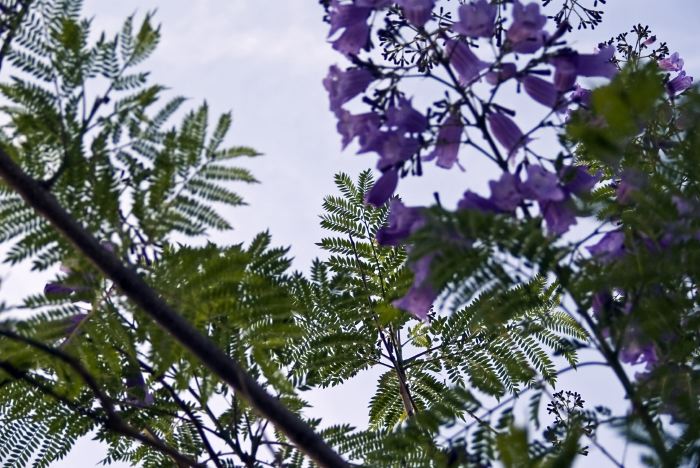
[0,148,348,468]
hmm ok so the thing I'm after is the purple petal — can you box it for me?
[328,3,372,56]
[577,46,617,79]
[445,38,489,85]
[519,165,565,202]
[336,110,382,149]
[328,4,371,38]
[44,282,77,296]
[587,230,626,261]
[323,66,375,114]
[458,190,500,213]
[372,131,420,170]
[332,22,371,56]
[355,0,393,7]
[667,71,693,96]
[396,0,435,27]
[393,283,436,321]
[616,170,646,204]
[672,195,694,216]
[560,165,598,196]
[541,200,577,235]
[65,313,88,335]
[487,112,529,160]
[620,338,658,369]
[366,169,399,207]
[489,172,523,212]
[570,84,592,106]
[522,75,559,108]
[386,97,428,134]
[658,52,684,72]
[550,51,578,92]
[394,254,436,321]
[486,63,517,85]
[376,199,425,246]
[507,0,548,54]
[427,112,462,169]
[453,0,497,38]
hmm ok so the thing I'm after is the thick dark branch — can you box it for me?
[0,148,348,468]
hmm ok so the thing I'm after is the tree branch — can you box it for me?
[0,329,201,467]
[0,148,348,468]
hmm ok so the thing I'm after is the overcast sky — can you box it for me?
[2,0,697,466]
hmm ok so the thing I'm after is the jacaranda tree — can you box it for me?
[0,0,697,467]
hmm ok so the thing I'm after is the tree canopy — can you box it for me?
[0,1,698,467]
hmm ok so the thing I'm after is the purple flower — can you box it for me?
[507,0,548,54]
[616,170,646,204]
[672,195,694,216]
[667,71,693,96]
[485,63,517,85]
[587,230,626,261]
[328,2,372,56]
[425,112,462,169]
[336,110,381,148]
[355,0,393,7]
[489,172,523,212]
[541,200,577,235]
[394,283,436,321]
[323,65,375,114]
[444,38,489,85]
[65,313,88,335]
[458,190,500,212]
[386,97,428,134]
[560,165,598,196]
[364,131,419,170]
[520,165,564,202]
[570,84,592,106]
[393,255,437,321]
[620,338,658,369]
[550,46,617,92]
[550,53,578,91]
[366,169,399,207]
[44,282,78,296]
[376,199,425,246]
[487,112,529,160]
[453,0,497,38]
[658,52,684,72]
[521,75,559,109]
[577,46,617,79]
[396,0,435,27]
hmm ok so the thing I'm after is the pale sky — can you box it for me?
[2,0,698,466]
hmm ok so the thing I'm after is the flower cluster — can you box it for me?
[459,164,597,234]
[321,1,695,330]
[375,199,435,319]
[321,1,621,321]
[660,52,694,96]
[323,0,616,212]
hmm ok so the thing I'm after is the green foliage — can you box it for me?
[281,171,588,466]
[0,0,258,272]
[0,2,271,466]
[8,1,698,467]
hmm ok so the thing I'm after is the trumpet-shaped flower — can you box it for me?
[453,0,497,38]
[425,112,462,169]
[323,65,374,114]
